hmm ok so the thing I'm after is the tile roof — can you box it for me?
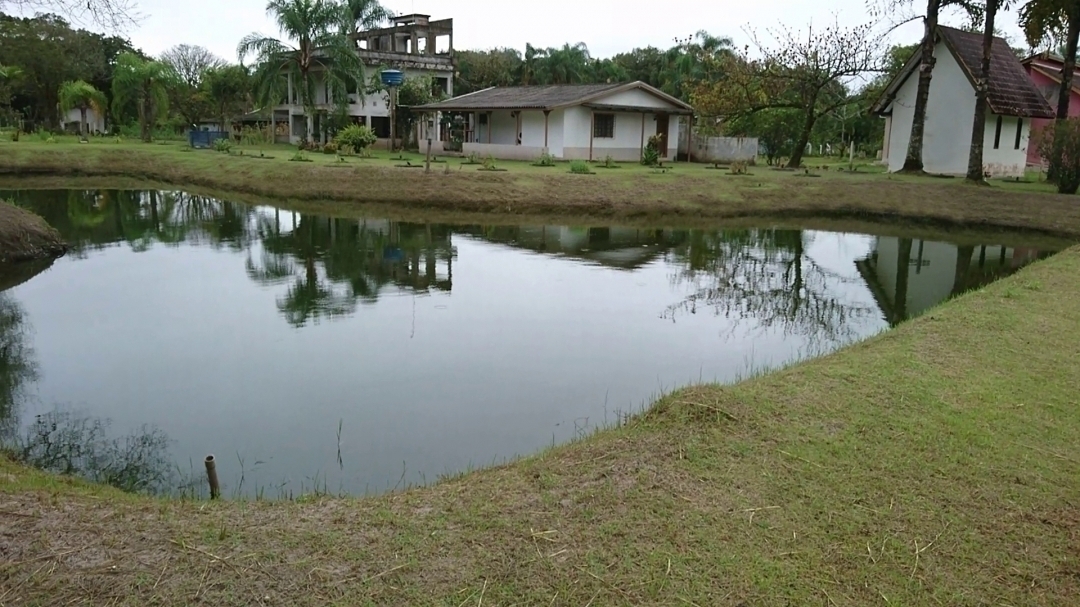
[938,26,1055,118]
[414,82,693,112]
[874,26,1055,119]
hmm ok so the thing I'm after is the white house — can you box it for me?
[875,26,1054,177]
[60,107,105,135]
[275,14,454,144]
[414,81,693,161]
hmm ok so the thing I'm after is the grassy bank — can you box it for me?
[4,138,1080,238]
[3,247,1079,606]
[0,200,66,263]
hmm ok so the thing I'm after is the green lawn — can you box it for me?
[4,136,1080,239]
[2,246,1080,606]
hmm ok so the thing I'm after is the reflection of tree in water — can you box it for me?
[0,293,37,440]
[662,229,877,347]
[248,215,456,327]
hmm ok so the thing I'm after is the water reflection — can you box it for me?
[857,238,1054,325]
[0,189,1063,495]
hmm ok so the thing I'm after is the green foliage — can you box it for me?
[322,141,338,154]
[1037,119,1080,194]
[533,151,556,167]
[239,0,364,143]
[202,64,250,130]
[334,123,377,151]
[57,80,107,138]
[569,160,595,174]
[642,134,662,166]
[111,52,179,142]
[213,137,232,153]
[601,155,619,169]
[725,108,803,166]
[482,155,497,170]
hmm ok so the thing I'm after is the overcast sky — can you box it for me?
[20,0,1033,63]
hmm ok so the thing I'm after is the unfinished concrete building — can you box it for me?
[274,14,455,144]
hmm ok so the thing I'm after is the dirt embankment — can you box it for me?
[0,201,67,264]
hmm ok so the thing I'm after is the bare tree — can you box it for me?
[691,21,882,168]
[966,0,1007,183]
[1,0,139,29]
[160,45,225,88]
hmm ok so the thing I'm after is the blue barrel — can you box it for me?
[380,69,404,87]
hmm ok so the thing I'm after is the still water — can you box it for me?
[0,190,1059,495]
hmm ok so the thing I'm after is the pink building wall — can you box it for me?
[1023,58,1080,165]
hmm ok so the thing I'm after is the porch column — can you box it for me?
[640,112,646,162]
[287,73,293,105]
[589,110,595,161]
[544,110,550,152]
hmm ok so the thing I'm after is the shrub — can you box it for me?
[729,160,748,175]
[602,155,619,169]
[322,141,338,155]
[10,130,18,142]
[570,160,594,174]
[213,138,232,153]
[334,124,377,152]
[1037,119,1080,194]
[534,151,556,167]
[482,155,497,170]
[463,151,482,165]
[642,134,662,166]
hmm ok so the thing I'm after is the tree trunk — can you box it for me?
[894,238,913,324]
[79,107,88,140]
[1047,7,1080,181]
[787,110,816,168]
[902,0,941,173]
[141,90,153,143]
[966,0,998,183]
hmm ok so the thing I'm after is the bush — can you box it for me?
[642,134,662,166]
[1037,119,1080,194]
[570,160,594,174]
[334,124,377,152]
[533,151,556,167]
[322,141,338,154]
[213,138,232,153]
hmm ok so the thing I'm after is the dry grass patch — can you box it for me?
[2,248,1080,605]
[0,201,66,263]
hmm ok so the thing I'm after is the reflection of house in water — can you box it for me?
[857,237,1052,325]
[460,225,682,270]
[354,219,454,293]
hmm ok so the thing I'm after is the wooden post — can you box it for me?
[204,454,220,500]
[543,110,550,152]
[640,112,646,162]
[425,114,433,173]
[589,110,595,161]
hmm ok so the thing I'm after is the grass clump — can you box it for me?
[569,160,595,175]
[0,201,67,263]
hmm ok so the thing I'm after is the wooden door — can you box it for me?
[655,114,670,157]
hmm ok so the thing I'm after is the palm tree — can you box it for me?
[58,81,107,140]
[547,43,592,84]
[342,0,391,35]
[111,52,178,143]
[0,64,22,83]
[239,0,364,144]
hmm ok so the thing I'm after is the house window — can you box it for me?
[593,113,615,139]
[1015,118,1024,150]
[993,115,1003,149]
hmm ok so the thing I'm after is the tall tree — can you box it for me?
[160,44,224,88]
[966,0,1005,182]
[691,21,882,168]
[58,80,106,138]
[341,0,391,35]
[202,64,250,131]
[111,52,177,142]
[239,0,363,143]
[1019,0,1080,180]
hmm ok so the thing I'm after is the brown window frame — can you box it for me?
[593,113,615,139]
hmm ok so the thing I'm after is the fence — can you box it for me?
[188,130,230,149]
[680,133,759,164]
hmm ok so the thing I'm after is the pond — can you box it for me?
[0,189,1061,496]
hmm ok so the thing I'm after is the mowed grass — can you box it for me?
[4,136,1080,238]
[2,247,1079,606]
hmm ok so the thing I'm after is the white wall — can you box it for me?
[520,110,547,148]
[590,111,650,161]
[562,106,592,150]
[593,88,681,110]
[548,110,565,156]
[61,108,105,134]
[463,143,545,161]
[886,40,1029,177]
[488,110,517,145]
[982,114,1031,177]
